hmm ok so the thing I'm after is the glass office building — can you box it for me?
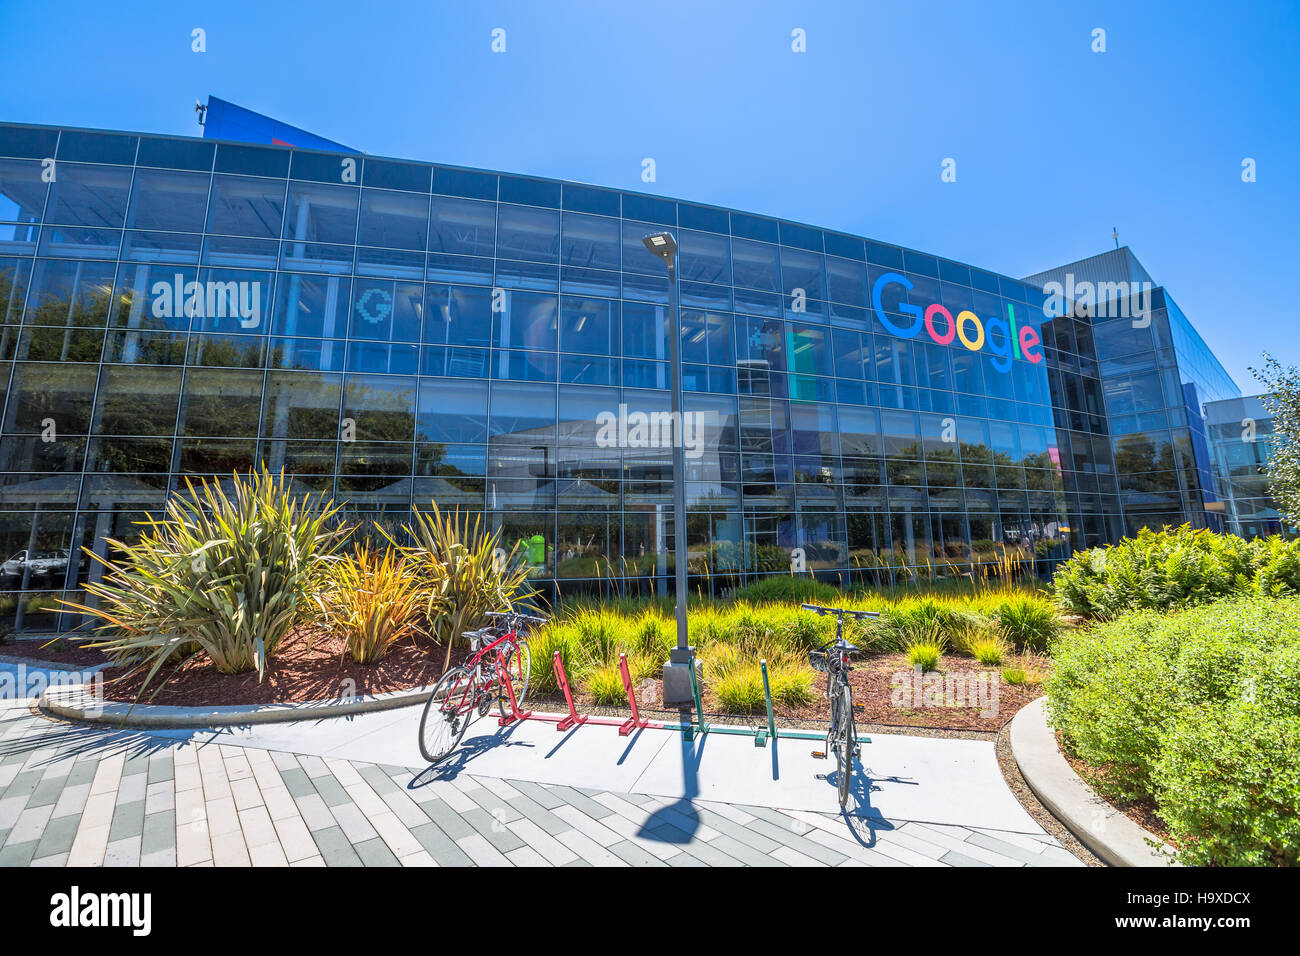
[1206,394,1295,539]
[0,119,1241,630]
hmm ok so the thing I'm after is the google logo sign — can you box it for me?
[871,273,1043,373]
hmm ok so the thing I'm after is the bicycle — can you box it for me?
[418,609,548,764]
[802,602,878,808]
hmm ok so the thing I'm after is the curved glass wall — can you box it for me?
[0,122,1152,629]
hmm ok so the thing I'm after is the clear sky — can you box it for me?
[1,0,1296,392]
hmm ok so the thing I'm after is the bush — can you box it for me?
[395,503,537,672]
[904,632,945,671]
[732,576,841,605]
[66,469,347,692]
[1047,595,1300,865]
[989,593,1060,651]
[969,635,1007,665]
[313,544,425,664]
[1051,526,1300,618]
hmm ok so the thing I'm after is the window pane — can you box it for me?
[430,196,495,257]
[205,175,285,238]
[272,273,350,338]
[357,188,428,250]
[282,180,358,245]
[423,282,492,347]
[126,168,210,233]
[417,378,488,442]
[96,366,182,435]
[497,204,559,262]
[47,163,132,228]
[493,290,557,352]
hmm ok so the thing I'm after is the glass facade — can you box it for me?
[0,121,1239,630]
[1206,395,1294,539]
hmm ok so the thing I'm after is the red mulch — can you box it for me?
[8,633,1046,732]
[7,629,462,707]
[769,651,1046,732]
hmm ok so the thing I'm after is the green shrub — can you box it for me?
[990,593,1060,651]
[715,671,766,712]
[313,544,425,664]
[732,575,841,605]
[67,469,347,693]
[1047,595,1300,864]
[1051,526,1300,618]
[969,635,1007,665]
[527,623,579,695]
[904,632,946,671]
[586,662,627,705]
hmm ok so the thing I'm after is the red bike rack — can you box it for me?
[496,648,532,726]
[553,651,588,731]
[618,652,648,736]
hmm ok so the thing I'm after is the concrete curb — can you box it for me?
[1009,696,1179,867]
[39,680,433,729]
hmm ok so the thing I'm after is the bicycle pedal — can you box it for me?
[852,704,864,711]
[811,750,827,759]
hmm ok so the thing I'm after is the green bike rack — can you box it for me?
[680,653,871,747]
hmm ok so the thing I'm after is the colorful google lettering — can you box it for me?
[871,273,1043,373]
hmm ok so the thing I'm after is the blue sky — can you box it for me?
[1,0,1296,391]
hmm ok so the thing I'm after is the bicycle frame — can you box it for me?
[437,629,531,726]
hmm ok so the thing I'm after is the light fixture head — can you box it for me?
[641,231,677,263]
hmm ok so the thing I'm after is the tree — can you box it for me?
[1252,353,1300,525]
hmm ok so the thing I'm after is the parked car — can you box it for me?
[1,550,70,582]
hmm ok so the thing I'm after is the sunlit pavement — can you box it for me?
[0,670,1083,867]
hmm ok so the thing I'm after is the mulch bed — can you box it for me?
[553,650,1047,734]
[8,634,1046,732]
[5,629,460,708]
[1055,730,1178,846]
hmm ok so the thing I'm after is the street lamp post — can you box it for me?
[642,231,693,706]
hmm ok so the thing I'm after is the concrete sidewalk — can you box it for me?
[0,664,1082,867]
[146,705,1044,833]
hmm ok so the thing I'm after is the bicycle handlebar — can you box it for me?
[484,610,549,625]
[801,602,879,620]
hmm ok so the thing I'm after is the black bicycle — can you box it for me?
[802,602,878,808]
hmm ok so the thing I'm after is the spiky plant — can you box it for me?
[313,544,426,664]
[393,503,536,672]
[61,469,348,696]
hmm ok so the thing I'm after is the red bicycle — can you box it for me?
[418,610,546,763]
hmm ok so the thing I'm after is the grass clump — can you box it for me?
[903,631,946,671]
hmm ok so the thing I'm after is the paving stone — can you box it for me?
[311,826,363,867]
[418,797,476,841]
[409,822,473,867]
[34,812,82,859]
[940,849,990,867]
[543,785,616,820]
[141,810,176,856]
[0,839,38,866]
[279,767,316,799]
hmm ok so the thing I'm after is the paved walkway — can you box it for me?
[0,664,1083,868]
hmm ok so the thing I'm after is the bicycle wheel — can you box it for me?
[837,684,854,808]
[419,666,476,764]
[497,639,532,718]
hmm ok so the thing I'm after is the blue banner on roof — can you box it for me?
[201,96,358,153]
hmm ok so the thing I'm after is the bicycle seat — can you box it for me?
[462,628,493,651]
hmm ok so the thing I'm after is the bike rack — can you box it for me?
[618,653,649,736]
[492,646,870,746]
[553,650,588,732]
[496,648,531,727]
